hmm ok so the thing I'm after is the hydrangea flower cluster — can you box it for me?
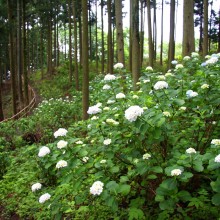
[82,157,89,163]
[39,193,51,203]
[211,139,220,146]
[106,118,119,125]
[125,105,144,122]
[186,148,196,154]
[103,84,111,90]
[114,63,124,69]
[100,160,107,164]
[31,183,42,192]
[143,153,151,160]
[201,84,209,89]
[163,111,171,117]
[90,181,104,195]
[104,74,116,81]
[87,105,102,115]
[175,64,184,69]
[54,128,68,138]
[171,169,182,176]
[56,160,68,169]
[38,146,50,157]
[116,93,126,99]
[186,90,198,98]
[103,139,111,145]
[146,66,153,71]
[214,154,220,163]
[153,81,168,90]
[57,140,68,149]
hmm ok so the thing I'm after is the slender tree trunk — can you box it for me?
[115,0,125,65]
[73,0,79,90]
[0,59,4,121]
[101,0,104,74]
[7,0,17,115]
[146,0,154,67]
[22,0,28,105]
[160,0,164,65]
[131,0,140,91]
[153,0,157,60]
[79,15,83,67]
[68,0,73,83]
[182,0,195,56]
[47,11,53,75]
[140,0,144,67]
[129,0,132,71]
[107,0,113,74]
[82,0,89,120]
[168,0,175,69]
[199,3,203,53]
[95,0,98,73]
[203,0,208,57]
[218,9,220,52]
[64,21,67,60]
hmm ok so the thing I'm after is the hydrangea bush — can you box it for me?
[1,54,220,219]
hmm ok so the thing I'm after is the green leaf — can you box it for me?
[155,194,164,202]
[211,178,220,193]
[106,181,119,194]
[178,190,192,202]
[212,193,220,206]
[128,207,144,220]
[207,159,220,170]
[110,166,120,173]
[159,199,175,210]
[193,160,204,172]
[120,176,129,183]
[147,174,157,179]
[118,184,131,196]
[105,195,118,211]
[173,99,185,106]
[150,166,163,173]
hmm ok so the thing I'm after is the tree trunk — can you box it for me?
[101,0,104,74]
[140,0,144,67]
[129,0,132,71]
[160,0,164,65]
[95,0,98,73]
[131,0,140,91]
[153,0,157,60]
[115,0,125,65]
[218,9,220,52]
[107,0,113,74]
[82,0,89,120]
[7,0,17,115]
[0,59,4,121]
[47,11,53,75]
[203,0,208,57]
[68,0,73,83]
[146,0,154,67]
[182,0,195,56]
[168,0,175,69]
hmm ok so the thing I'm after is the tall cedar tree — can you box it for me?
[107,0,113,74]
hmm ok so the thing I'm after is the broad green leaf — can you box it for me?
[128,207,144,220]
[118,184,131,196]
[150,166,163,173]
[212,193,220,206]
[110,166,120,173]
[120,176,129,183]
[173,99,185,106]
[178,190,192,202]
[193,160,204,172]
[159,199,175,210]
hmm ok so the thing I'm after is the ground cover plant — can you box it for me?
[1,53,220,219]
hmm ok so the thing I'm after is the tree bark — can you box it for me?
[68,0,73,83]
[203,0,208,57]
[107,0,113,74]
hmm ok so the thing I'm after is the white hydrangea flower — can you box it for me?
[157,75,166,80]
[103,84,111,90]
[114,63,124,69]
[91,116,99,120]
[107,99,115,104]
[57,140,68,149]
[171,60,178,65]
[106,118,119,125]
[211,139,220,146]
[183,56,191,61]
[163,111,171,117]
[100,160,107,164]
[136,82,141,85]
[206,57,218,65]
[125,105,144,122]
[143,79,150,83]
[191,52,199,57]
[143,153,151,160]
[214,154,220,163]
[146,66,153,71]
[133,158,139,164]
[31,183,42,192]
[186,148,196,154]
[116,93,126,99]
[104,74,116,81]
[39,193,51,203]
[133,95,139,99]
[179,106,186,111]
[103,107,110,111]
[90,181,104,195]
[165,72,173,77]
[54,128,68,138]
[205,55,211,59]
[87,105,102,115]
[82,157,89,163]
[153,81,168,90]
[175,64,184,69]
[38,146,50,157]
[103,139,111,145]
[186,90,198,98]
[56,160,68,169]
[76,140,83,145]
[171,169,182,176]
[201,84,209,89]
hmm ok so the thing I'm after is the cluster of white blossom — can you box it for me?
[171,60,178,65]
[116,93,126,99]
[186,148,196,154]
[100,160,107,164]
[206,56,218,65]
[39,193,51,203]
[186,90,198,98]
[171,169,182,176]
[211,139,220,146]
[103,139,112,145]
[31,183,42,192]
[143,153,151,160]
[146,66,153,71]
[179,106,186,111]
[57,140,68,149]
[54,128,68,138]
[76,140,83,145]
[163,111,171,117]
[104,74,116,81]
[87,105,102,115]
[214,154,220,163]
[56,160,68,169]
[107,99,115,104]
[82,157,89,163]
[153,81,168,90]
[90,181,104,195]
[191,52,199,58]
[175,64,184,69]
[114,63,124,69]
[38,146,50,157]
[103,84,111,90]
[125,105,144,122]
[183,56,191,61]
[106,118,119,125]
[201,84,209,89]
